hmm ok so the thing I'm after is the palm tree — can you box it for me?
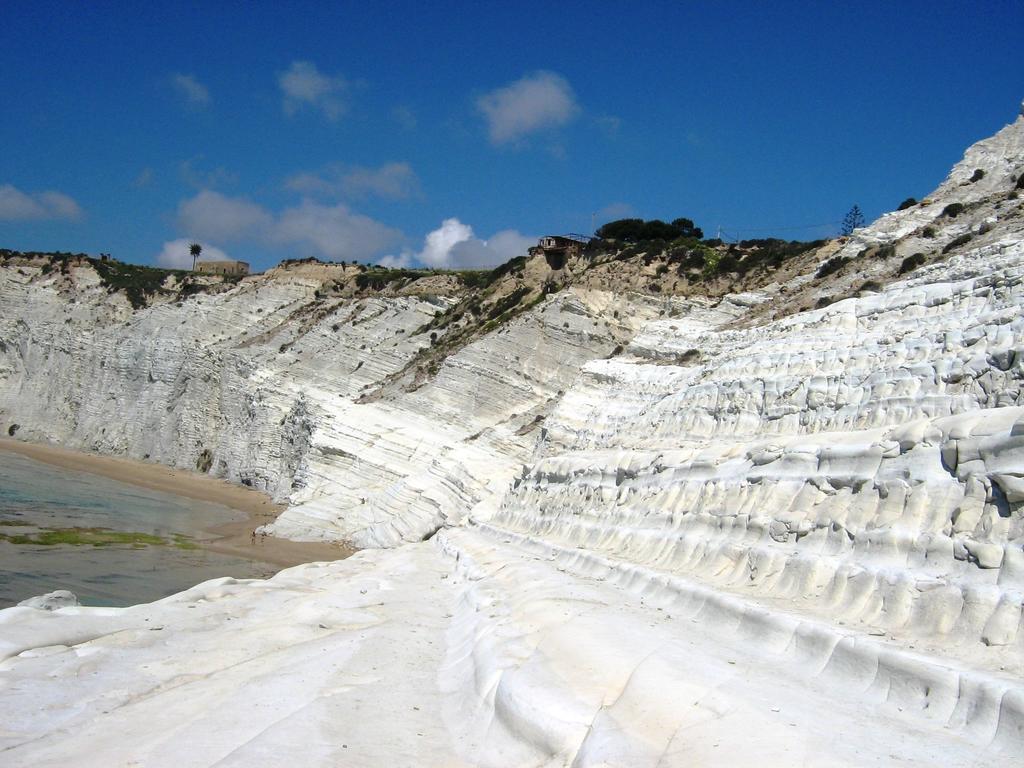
[189,242,202,271]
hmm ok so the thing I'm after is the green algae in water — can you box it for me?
[172,533,200,550]
[0,449,278,608]
[0,526,194,548]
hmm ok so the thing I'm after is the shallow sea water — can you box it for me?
[0,451,277,608]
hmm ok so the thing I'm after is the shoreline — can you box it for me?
[0,437,351,569]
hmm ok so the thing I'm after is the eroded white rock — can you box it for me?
[1,108,1023,765]
[16,590,79,611]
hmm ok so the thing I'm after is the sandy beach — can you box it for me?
[0,437,351,568]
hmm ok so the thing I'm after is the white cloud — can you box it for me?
[176,191,402,262]
[156,238,230,269]
[477,71,579,145]
[272,200,402,260]
[418,218,475,267]
[177,190,273,241]
[0,184,82,221]
[341,162,418,199]
[282,171,330,196]
[171,73,210,106]
[278,61,347,120]
[378,253,412,269]
[285,162,418,200]
[448,228,537,268]
[388,218,534,269]
[283,172,328,197]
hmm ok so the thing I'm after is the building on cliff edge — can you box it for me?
[529,235,591,269]
[194,260,250,277]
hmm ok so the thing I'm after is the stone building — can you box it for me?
[195,260,250,277]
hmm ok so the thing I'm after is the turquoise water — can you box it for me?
[0,450,277,608]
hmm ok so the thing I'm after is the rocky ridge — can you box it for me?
[0,106,1023,765]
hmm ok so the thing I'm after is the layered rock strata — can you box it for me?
[0,108,1022,765]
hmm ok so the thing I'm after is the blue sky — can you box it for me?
[1,1,1021,272]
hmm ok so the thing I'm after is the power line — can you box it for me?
[713,220,841,244]
[719,221,841,233]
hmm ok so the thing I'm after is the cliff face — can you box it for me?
[0,109,1023,766]
[0,266,435,499]
[0,241,670,548]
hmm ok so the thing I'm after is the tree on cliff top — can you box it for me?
[596,217,703,242]
[840,205,865,236]
[189,242,202,271]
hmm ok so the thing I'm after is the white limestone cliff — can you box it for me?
[0,107,1022,766]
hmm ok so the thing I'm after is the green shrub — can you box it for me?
[195,449,213,473]
[670,218,703,239]
[921,226,936,238]
[596,217,703,242]
[731,238,825,274]
[898,253,926,274]
[816,255,849,279]
[969,169,985,183]
[676,248,705,270]
[354,272,386,290]
[178,279,206,300]
[942,233,972,253]
[717,253,740,273]
[897,197,918,211]
[1016,174,1024,190]
[486,286,531,320]
[456,270,494,290]
[356,268,429,291]
[484,255,527,282]
[640,240,667,261]
[700,248,721,278]
[941,203,965,218]
[90,259,184,310]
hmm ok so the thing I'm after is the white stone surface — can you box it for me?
[16,590,79,611]
[1,110,1023,765]
[0,536,1020,766]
